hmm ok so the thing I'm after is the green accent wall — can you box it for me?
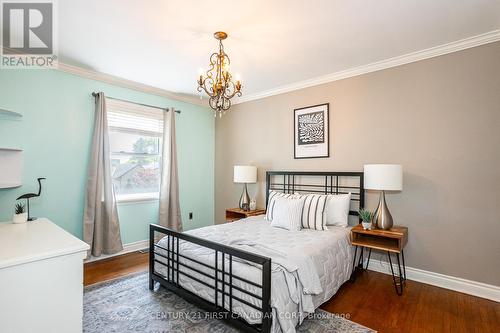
[0,69,214,244]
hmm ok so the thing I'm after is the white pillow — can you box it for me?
[325,193,352,227]
[270,196,305,231]
[301,194,329,231]
[266,191,298,221]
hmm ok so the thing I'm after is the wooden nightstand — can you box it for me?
[225,208,266,222]
[350,224,408,295]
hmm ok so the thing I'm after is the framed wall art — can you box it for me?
[294,103,329,159]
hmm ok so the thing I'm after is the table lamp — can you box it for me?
[364,164,403,230]
[234,165,257,211]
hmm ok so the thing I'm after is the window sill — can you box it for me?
[116,193,159,204]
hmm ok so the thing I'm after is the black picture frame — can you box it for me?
[293,103,330,159]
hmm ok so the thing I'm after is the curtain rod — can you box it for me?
[91,92,181,114]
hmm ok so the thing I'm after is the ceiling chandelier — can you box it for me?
[197,31,242,117]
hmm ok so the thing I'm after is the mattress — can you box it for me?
[154,215,354,333]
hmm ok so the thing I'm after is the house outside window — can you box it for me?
[106,98,164,202]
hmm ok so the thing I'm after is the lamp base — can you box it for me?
[373,191,393,230]
[239,184,250,211]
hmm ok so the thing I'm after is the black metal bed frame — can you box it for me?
[149,171,365,333]
[149,224,272,332]
[266,171,365,220]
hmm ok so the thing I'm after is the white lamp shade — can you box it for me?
[234,165,257,183]
[364,164,403,191]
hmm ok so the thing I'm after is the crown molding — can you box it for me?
[56,62,204,106]
[234,29,500,104]
[0,50,204,106]
[5,30,499,106]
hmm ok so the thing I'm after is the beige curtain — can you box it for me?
[159,108,182,230]
[83,92,123,256]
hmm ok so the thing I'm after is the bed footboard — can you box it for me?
[149,224,272,333]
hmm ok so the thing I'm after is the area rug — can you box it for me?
[84,272,375,333]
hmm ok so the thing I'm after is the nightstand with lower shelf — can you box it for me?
[225,208,266,222]
[350,224,408,295]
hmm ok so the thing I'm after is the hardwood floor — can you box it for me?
[84,251,500,332]
[84,251,148,286]
[320,270,500,333]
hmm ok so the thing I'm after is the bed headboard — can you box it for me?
[265,171,365,222]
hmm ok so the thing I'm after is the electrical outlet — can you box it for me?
[188,212,193,220]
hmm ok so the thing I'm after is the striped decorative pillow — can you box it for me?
[266,191,297,221]
[301,194,329,230]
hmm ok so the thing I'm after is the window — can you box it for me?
[107,98,164,202]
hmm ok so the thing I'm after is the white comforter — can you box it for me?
[155,216,353,333]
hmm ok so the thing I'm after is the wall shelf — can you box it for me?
[0,108,22,119]
[0,147,22,151]
[0,148,23,189]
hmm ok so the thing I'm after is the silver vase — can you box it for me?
[239,183,250,211]
[373,191,393,230]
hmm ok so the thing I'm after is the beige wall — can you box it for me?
[215,42,500,286]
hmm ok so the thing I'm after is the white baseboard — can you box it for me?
[85,239,149,263]
[365,259,500,303]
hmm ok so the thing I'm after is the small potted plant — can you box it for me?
[358,208,374,230]
[13,202,28,224]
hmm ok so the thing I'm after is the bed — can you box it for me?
[149,171,365,333]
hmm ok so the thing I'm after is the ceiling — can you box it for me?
[56,0,500,101]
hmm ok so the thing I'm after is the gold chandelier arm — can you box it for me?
[225,90,242,99]
[208,52,218,73]
[198,76,216,97]
[223,79,242,99]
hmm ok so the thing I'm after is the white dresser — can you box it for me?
[0,218,89,333]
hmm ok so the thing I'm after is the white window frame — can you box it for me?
[106,99,164,203]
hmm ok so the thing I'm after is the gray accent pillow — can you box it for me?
[270,196,306,231]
